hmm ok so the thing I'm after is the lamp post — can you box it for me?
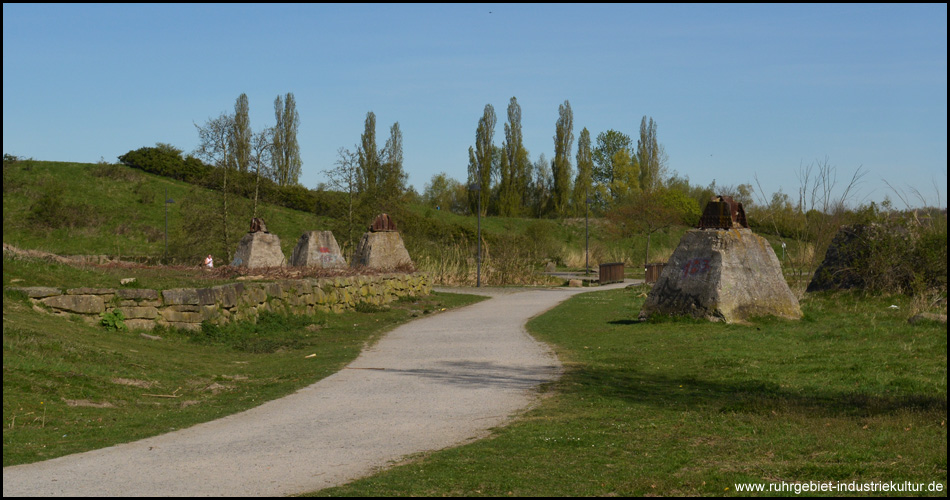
[164,188,174,263]
[469,183,481,287]
[585,190,590,276]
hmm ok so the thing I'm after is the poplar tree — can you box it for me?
[358,111,381,200]
[467,104,495,216]
[502,97,530,216]
[272,93,301,186]
[552,100,574,216]
[571,127,594,216]
[638,116,666,192]
[231,93,251,173]
[380,121,407,211]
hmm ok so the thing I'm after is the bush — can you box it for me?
[28,189,99,229]
[118,146,212,183]
[807,213,947,295]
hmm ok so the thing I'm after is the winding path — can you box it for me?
[3,283,628,497]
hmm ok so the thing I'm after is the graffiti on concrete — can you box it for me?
[680,258,711,279]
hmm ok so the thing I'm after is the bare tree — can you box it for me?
[250,127,273,218]
[325,146,361,258]
[194,112,235,260]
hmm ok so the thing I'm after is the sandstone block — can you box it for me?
[14,287,63,298]
[41,295,105,314]
[163,288,199,305]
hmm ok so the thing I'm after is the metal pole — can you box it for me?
[585,190,589,276]
[476,192,481,287]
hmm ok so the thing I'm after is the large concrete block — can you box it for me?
[290,231,347,268]
[231,232,286,269]
[350,232,414,270]
[640,228,802,323]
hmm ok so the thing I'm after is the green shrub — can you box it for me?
[99,310,127,331]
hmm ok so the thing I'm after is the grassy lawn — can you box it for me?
[2,286,486,467]
[313,286,947,497]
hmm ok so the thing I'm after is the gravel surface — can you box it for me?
[3,283,628,497]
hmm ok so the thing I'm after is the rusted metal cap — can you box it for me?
[249,217,269,233]
[369,213,397,232]
[698,196,748,229]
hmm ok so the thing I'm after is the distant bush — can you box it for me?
[28,189,100,229]
[118,145,339,218]
[807,211,947,295]
[118,146,212,184]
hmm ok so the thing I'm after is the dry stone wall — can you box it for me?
[10,274,431,331]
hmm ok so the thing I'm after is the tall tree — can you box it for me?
[502,97,530,216]
[552,100,574,216]
[592,129,634,203]
[231,93,252,173]
[272,93,301,186]
[358,111,381,203]
[571,127,594,216]
[637,116,667,192]
[608,148,639,203]
[467,104,495,216]
[380,121,407,210]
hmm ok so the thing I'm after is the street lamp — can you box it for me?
[585,190,590,276]
[469,183,481,287]
[164,188,174,263]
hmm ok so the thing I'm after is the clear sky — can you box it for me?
[3,4,947,209]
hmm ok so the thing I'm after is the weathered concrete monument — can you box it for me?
[231,218,286,268]
[290,230,347,268]
[351,214,414,270]
[639,196,802,323]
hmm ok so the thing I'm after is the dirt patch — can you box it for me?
[111,378,156,389]
[64,399,115,408]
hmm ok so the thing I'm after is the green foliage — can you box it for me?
[551,100,574,216]
[809,214,948,295]
[99,310,127,332]
[119,145,211,183]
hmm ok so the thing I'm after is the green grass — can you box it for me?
[2,253,243,291]
[2,287,487,466]
[2,159,332,261]
[312,286,947,497]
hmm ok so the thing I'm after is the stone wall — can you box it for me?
[10,274,431,331]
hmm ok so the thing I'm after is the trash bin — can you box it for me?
[599,262,624,285]
[645,263,665,283]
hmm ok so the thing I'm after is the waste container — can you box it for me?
[599,262,624,285]
[645,263,665,283]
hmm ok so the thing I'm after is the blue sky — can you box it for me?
[3,4,947,208]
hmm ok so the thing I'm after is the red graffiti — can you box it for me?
[318,247,330,253]
[681,258,710,278]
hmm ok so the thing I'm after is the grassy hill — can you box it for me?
[2,158,697,285]
[2,159,332,264]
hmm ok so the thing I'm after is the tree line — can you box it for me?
[423,97,682,221]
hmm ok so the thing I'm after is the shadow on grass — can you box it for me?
[573,366,947,418]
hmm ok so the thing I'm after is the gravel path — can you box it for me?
[3,283,628,497]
